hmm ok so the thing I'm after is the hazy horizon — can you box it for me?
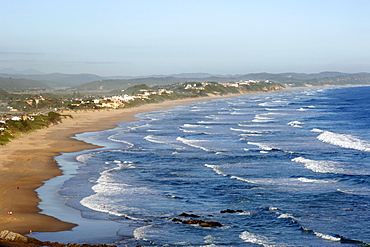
[2,0,370,76]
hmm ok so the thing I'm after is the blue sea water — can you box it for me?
[35,86,370,246]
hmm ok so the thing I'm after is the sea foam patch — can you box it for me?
[239,231,275,246]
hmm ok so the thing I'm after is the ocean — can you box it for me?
[35,86,370,246]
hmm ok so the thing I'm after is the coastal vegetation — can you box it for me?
[0,112,70,145]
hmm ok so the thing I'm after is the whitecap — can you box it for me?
[204,164,227,176]
[252,114,275,123]
[230,176,257,184]
[314,231,341,241]
[297,107,308,111]
[292,157,345,174]
[144,135,166,144]
[107,135,135,148]
[247,142,276,151]
[297,177,334,183]
[230,127,263,134]
[76,153,93,163]
[277,213,296,220]
[313,129,370,152]
[176,137,213,152]
[239,231,274,246]
[287,121,304,128]
[182,124,201,128]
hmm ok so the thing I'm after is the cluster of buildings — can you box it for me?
[23,96,46,106]
[221,80,270,87]
[0,115,35,131]
[183,82,209,90]
[74,88,174,109]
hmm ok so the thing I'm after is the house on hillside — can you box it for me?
[101,101,124,109]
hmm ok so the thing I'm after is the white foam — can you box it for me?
[313,129,370,152]
[133,225,153,241]
[297,177,333,183]
[107,135,135,148]
[277,213,295,219]
[287,121,304,128]
[230,176,257,184]
[239,231,274,247]
[247,142,275,151]
[252,115,275,123]
[144,135,167,144]
[182,124,201,128]
[146,129,161,132]
[337,188,370,196]
[176,137,213,152]
[265,108,282,111]
[311,128,324,133]
[314,232,341,241]
[80,161,149,221]
[205,164,227,176]
[76,153,93,163]
[230,128,263,135]
[180,129,197,133]
[237,211,254,215]
[230,111,247,115]
[292,157,345,174]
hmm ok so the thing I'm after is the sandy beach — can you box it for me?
[0,95,244,237]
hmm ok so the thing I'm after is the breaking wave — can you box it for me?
[312,129,370,152]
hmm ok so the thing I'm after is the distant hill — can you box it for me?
[71,72,370,91]
[0,87,12,100]
[0,71,369,91]
[0,77,51,92]
[71,77,193,91]
[0,73,104,88]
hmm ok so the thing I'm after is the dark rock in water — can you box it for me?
[220,209,243,213]
[171,218,183,222]
[179,212,201,218]
[181,220,223,227]
[199,221,223,227]
[183,219,204,225]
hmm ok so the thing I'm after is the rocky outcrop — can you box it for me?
[171,214,223,227]
[178,213,201,218]
[0,230,116,247]
[0,230,40,245]
[182,219,223,227]
[220,209,244,214]
[199,221,223,227]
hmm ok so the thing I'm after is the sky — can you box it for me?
[1,0,370,76]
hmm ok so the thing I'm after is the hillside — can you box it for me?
[0,73,103,88]
[0,71,369,91]
[0,77,51,92]
[0,88,12,100]
[72,72,370,91]
[71,77,191,91]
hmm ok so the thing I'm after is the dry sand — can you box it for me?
[0,96,239,236]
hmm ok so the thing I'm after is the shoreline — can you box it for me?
[0,93,255,237]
